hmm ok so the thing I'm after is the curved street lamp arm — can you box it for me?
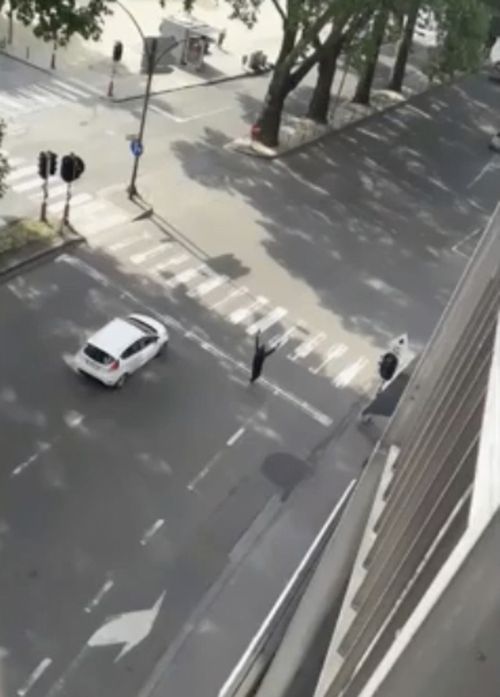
[115,0,145,42]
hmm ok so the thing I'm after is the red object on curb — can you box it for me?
[251,123,261,141]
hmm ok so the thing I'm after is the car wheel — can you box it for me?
[156,340,168,357]
[115,373,128,388]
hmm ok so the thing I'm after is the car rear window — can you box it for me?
[84,343,114,365]
[126,317,156,335]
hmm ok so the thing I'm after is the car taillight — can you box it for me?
[109,360,120,371]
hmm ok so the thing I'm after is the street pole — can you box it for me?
[128,37,157,200]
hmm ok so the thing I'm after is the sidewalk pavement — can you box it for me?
[0,0,281,100]
[231,40,434,157]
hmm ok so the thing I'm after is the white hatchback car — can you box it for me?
[74,313,169,387]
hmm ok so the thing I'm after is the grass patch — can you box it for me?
[0,217,57,254]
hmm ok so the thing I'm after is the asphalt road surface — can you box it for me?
[0,250,362,697]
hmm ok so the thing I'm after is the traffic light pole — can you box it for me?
[128,38,157,200]
[40,178,48,223]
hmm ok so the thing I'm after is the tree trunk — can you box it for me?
[387,0,421,92]
[306,40,344,123]
[255,65,292,147]
[352,9,389,105]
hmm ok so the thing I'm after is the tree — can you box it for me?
[305,6,375,123]
[387,0,422,92]
[352,5,390,105]
[429,0,490,80]
[0,120,10,199]
[0,0,114,67]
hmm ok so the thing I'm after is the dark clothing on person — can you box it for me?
[250,333,276,383]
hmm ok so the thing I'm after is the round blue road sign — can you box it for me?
[130,139,143,157]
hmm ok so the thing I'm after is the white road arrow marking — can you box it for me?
[87,592,166,661]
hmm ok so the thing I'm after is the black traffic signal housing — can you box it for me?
[38,151,48,179]
[379,352,398,382]
[48,151,57,176]
[113,40,123,63]
[60,153,85,183]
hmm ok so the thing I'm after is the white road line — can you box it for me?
[79,211,128,236]
[12,176,42,193]
[218,480,356,697]
[70,200,109,220]
[29,183,67,202]
[165,264,206,289]
[451,227,481,256]
[51,78,91,98]
[229,296,268,324]
[11,442,51,477]
[209,286,248,311]
[181,106,234,123]
[226,427,245,447]
[131,243,172,265]
[84,579,114,614]
[0,93,30,112]
[49,192,92,214]
[7,156,26,168]
[6,164,37,182]
[46,84,79,102]
[269,325,298,349]
[187,452,222,492]
[18,87,60,106]
[333,357,369,388]
[66,77,103,96]
[149,104,182,122]
[140,519,165,546]
[309,343,347,375]
[17,658,52,697]
[246,307,288,336]
[30,85,65,105]
[153,253,189,273]
[288,332,327,361]
[109,234,152,252]
[188,274,228,298]
[467,158,497,189]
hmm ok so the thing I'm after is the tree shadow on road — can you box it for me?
[167,72,499,350]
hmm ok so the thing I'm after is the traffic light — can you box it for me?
[113,40,123,63]
[379,352,398,382]
[48,151,57,176]
[38,151,48,179]
[60,153,85,183]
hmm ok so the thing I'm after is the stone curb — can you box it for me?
[229,71,475,161]
[0,47,271,102]
[0,228,84,282]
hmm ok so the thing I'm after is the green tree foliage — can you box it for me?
[0,120,10,199]
[0,0,114,51]
[429,0,490,80]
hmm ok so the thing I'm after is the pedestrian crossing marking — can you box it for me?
[333,357,369,387]
[153,254,189,273]
[230,297,269,325]
[51,78,91,98]
[70,200,110,220]
[247,307,288,336]
[188,274,228,299]
[6,164,37,182]
[12,176,41,193]
[49,192,93,214]
[288,332,326,361]
[29,183,68,201]
[79,212,128,236]
[209,286,248,311]
[166,264,207,289]
[131,243,172,265]
[309,343,347,375]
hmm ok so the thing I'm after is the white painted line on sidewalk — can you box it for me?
[218,479,356,697]
[153,253,189,273]
[226,427,245,447]
[288,332,326,361]
[333,356,369,388]
[166,264,206,288]
[17,658,53,697]
[309,343,347,375]
[84,579,114,614]
[11,442,52,478]
[229,296,268,325]
[209,286,248,311]
[247,307,288,336]
[131,243,172,265]
[140,519,165,546]
[49,192,92,214]
[6,164,37,182]
[12,176,42,193]
[188,274,228,298]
